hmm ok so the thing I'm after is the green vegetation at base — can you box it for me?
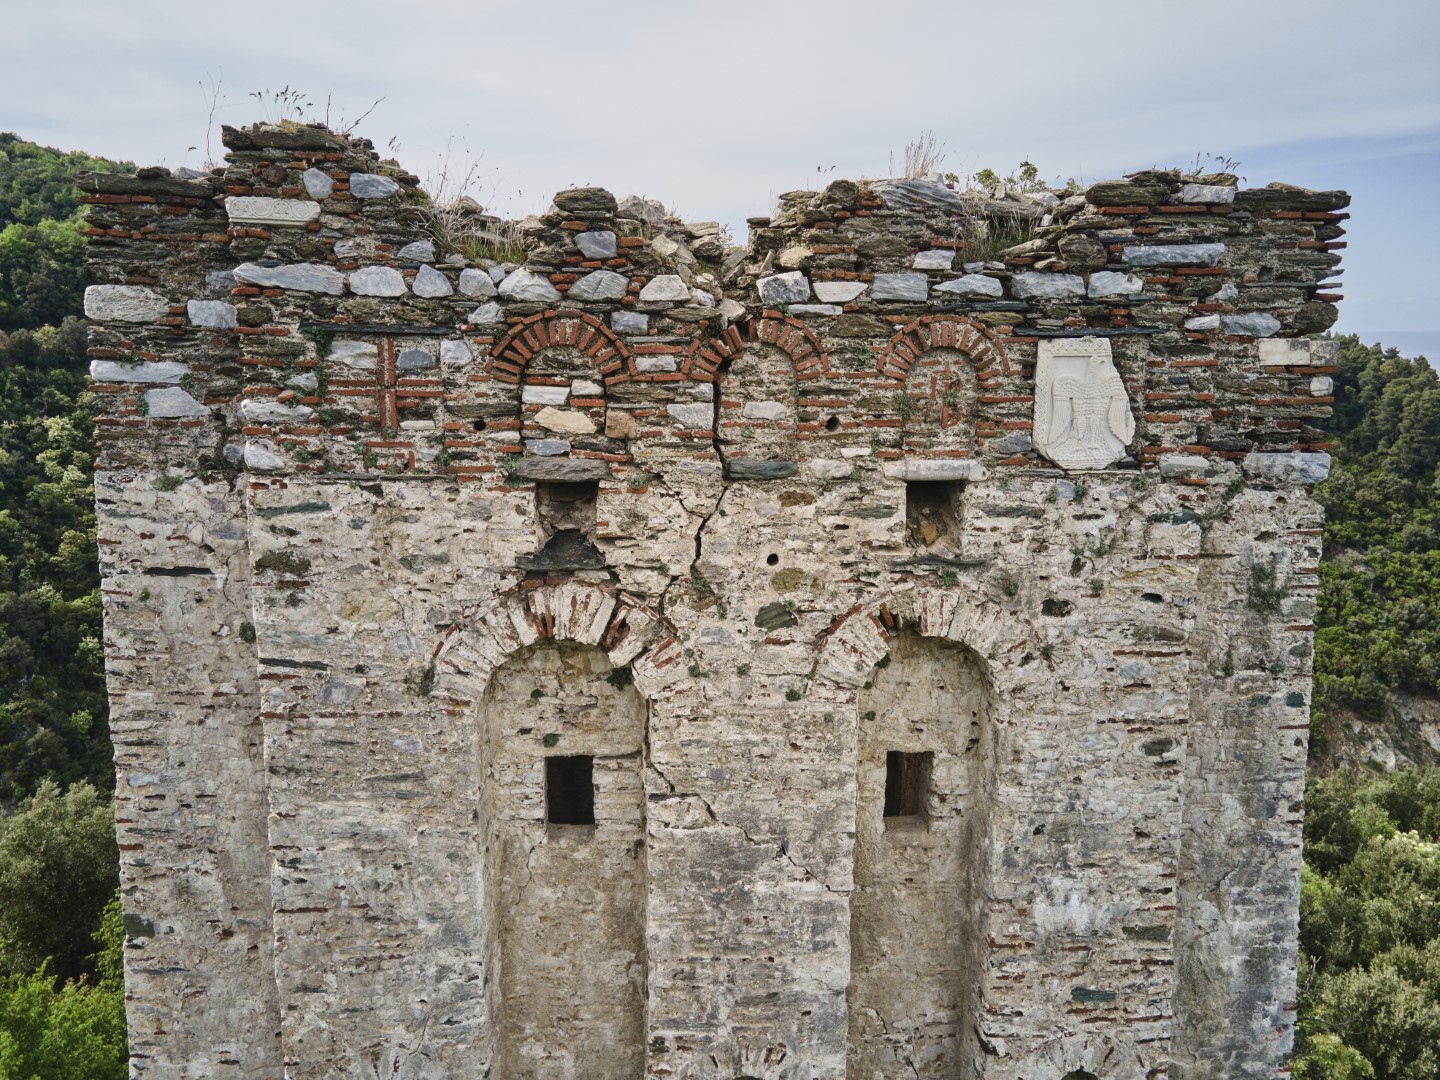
[1293,768,1440,1078]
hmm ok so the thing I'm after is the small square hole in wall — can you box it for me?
[545,755,595,826]
[535,481,598,540]
[905,481,964,550]
[884,750,932,824]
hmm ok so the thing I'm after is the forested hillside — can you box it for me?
[0,133,129,1076]
[0,134,1435,1075]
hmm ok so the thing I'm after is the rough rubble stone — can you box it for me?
[813,281,868,303]
[1244,452,1332,484]
[1122,243,1226,267]
[459,268,498,298]
[870,273,928,301]
[932,274,1002,298]
[398,239,437,263]
[143,387,208,418]
[234,262,345,295]
[239,398,315,424]
[1087,271,1145,299]
[302,168,334,199]
[89,360,189,384]
[575,231,618,260]
[348,173,401,199]
[499,269,561,302]
[1011,271,1086,300]
[187,300,238,328]
[913,249,956,271]
[611,311,648,334]
[349,266,409,297]
[1222,312,1282,337]
[638,275,692,303]
[568,270,629,301]
[84,285,169,322]
[469,302,504,325]
[757,272,811,305]
[412,265,454,298]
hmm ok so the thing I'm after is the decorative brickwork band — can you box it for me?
[488,311,633,384]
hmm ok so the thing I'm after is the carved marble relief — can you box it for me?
[1033,338,1135,470]
[223,196,322,226]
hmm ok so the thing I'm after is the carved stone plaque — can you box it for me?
[1033,337,1135,470]
[224,196,322,226]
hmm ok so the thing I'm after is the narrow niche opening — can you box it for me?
[905,480,964,551]
[883,750,932,826]
[535,480,598,540]
[545,755,595,826]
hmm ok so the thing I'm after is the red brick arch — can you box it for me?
[683,315,829,382]
[876,315,1012,381]
[487,310,634,385]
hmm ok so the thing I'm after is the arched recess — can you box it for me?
[876,316,1011,454]
[428,583,683,1078]
[812,586,1038,1080]
[847,628,996,1079]
[707,316,828,466]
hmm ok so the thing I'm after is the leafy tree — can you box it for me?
[0,133,126,231]
[0,892,126,1079]
[0,781,118,982]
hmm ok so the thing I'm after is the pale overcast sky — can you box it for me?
[4,0,1437,338]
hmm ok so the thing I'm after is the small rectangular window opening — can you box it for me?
[884,750,932,822]
[905,481,964,551]
[545,755,595,825]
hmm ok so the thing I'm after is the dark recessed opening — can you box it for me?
[905,480,964,549]
[472,418,487,432]
[1061,1072,1100,1080]
[766,553,779,566]
[883,750,932,821]
[1140,592,1163,603]
[535,480,599,539]
[545,755,595,825]
[825,415,841,432]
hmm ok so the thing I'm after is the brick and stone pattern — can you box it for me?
[83,122,1345,1079]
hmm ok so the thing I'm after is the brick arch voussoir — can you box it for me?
[876,315,1011,382]
[487,310,634,386]
[812,583,1034,692]
[747,315,830,380]
[431,582,680,703]
[681,323,746,383]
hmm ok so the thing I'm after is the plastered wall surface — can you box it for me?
[82,123,1346,1079]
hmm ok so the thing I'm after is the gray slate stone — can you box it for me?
[145,387,209,418]
[727,460,799,481]
[990,433,1033,454]
[1222,312,1282,337]
[1184,315,1221,331]
[458,269,497,298]
[636,356,677,373]
[89,360,189,384]
[397,349,436,371]
[1087,271,1145,299]
[187,300,237,328]
[412,265,453,298]
[205,270,236,289]
[639,275,691,303]
[349,173,401,199]
[616,195,666,226]
[525,439,572,456]
[84,285,169,322]
[498,269,561,303]
[1243,452,1331,485]
[302,168,333,199]
[757,272,811,305]
[1122,243,1225,267]
[575,231,618,259]
[397,239,436,263]
[568,270,629,302]
[913,249,955,271]
[234,262,345,295]
[1012,272,1086,300]
[349,266,408,297]
[553,187,617,215]
[871,273,928,302]
[611,311,648,334]
[932,274,1003,298]
[469,302,504,325]
[514,458,611,482]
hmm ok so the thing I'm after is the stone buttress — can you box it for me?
[83,123,1345,1079]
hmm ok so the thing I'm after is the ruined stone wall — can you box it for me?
[82,122,1346,1079]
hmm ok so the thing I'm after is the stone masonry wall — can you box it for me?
[82,122,1346,1079]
